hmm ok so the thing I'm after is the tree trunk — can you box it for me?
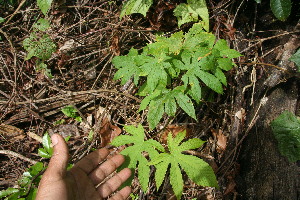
[236,78,300,199]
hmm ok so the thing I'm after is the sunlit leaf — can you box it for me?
[37,0,53,15]
[120,0,153,18]
[174,0,209,31]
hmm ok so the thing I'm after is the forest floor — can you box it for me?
[0,0,299,199]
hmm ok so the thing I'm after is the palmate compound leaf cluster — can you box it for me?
[112,23,241,129]
[110,125,218,200]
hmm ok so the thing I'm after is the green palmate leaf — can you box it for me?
[148,97,165,130]
[37,0,53,15]
[110,125,164,191]
[217,58,235,71]
[271,111,300,162]
[214,68,227,86]
[174,0,209,31]
[38,147,51,158]
[149,131,218,200]
[113,22,241,129]
[23,33,56,60]
[289,49,300,72]
[153,32,184,55]
[112,48,141,85]
[33,18,50,31]
[120,0,153,18]
[197,70,223,94]
[170,160,183,200]
[175,90,196,120]
[270,0,291,21]
[145,86,196,129]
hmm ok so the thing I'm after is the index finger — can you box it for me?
[71,148,110,174]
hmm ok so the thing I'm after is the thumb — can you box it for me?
[44,134,69,181]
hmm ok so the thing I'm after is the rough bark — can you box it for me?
[237,79,300,200]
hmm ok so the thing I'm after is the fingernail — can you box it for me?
[51,134,59,146]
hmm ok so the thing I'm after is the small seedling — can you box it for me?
[61,105,82,122]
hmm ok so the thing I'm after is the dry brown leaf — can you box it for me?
[0,124,25,140]
[160,124,191,144]
[99,117,121,147]
[211,129,227,153]
[111,34,120,56]
[224,175,236,195]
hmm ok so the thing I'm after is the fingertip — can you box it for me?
[51,134,59,146]
[45,134,69,179]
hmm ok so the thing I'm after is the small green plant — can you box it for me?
[0,133,52,199]
[22,0,56,78]
[23,18,56,78]
[271,111,300,162]
[61,105,83,122]
[111,125,218,200]
[38,132,53,158]
[113,23,241,129]
[255,0,291,21]
[0,162,45,200]
[0,133,72,199]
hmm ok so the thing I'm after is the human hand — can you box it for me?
[36,134,132,200]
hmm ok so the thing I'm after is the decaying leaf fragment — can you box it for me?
[0,124,25,140]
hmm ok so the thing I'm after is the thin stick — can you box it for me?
[0,150,37,165]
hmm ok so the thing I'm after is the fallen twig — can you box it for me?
[0,150,37,165]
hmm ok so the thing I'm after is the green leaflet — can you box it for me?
[61,105,82,122]
[289,49,300,72]
[149,131,218,200]
[271,111,300,162]
[38,132,53,158]
[37,0,53,15]
[0,188,19,198]
[113,23,241,129]
[270,0,291,21]
[174,0,209,31]
[33,18,50,31]
[110,125,164,192]
[120,0,153,18]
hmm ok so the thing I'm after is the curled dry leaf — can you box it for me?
[211,129,227,153]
